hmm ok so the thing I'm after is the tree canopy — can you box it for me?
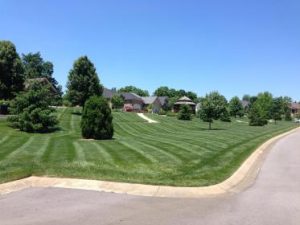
[153,86,198,102]
[22,52,62,105]
[118,86,149,97]
[0,40,24,99]
[229,96,244,118]
[66,56,103,106]
[198,91,228,129]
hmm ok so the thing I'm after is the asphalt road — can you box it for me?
[1,130,300,225]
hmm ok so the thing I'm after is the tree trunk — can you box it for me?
[209,122,212,130]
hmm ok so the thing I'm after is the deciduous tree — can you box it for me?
[0,41,24,99]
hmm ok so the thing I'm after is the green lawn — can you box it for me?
[0,108,297,186]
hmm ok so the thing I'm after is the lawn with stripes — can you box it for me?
[0,108,297,186]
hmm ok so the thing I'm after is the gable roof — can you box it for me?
[174,96,196,105]
[290,102,300,110]
[141,96,158,105]
[121,92,143,102]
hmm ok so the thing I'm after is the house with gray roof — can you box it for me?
[121,93,144,112]
[141,96,162,113]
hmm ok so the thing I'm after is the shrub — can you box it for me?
[158,109,167,115]
[8,82,58,132]
[166,111,177,117]
[81,96,114,140]
[177,105,192,120]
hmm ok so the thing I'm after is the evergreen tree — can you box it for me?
[66,56,103,106]
[81,96,114,140]
[8,81,58,132]
[177,105,192,120]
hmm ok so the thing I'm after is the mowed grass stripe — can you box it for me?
[0,108,297,186]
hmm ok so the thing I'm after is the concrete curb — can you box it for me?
[1,126,299,198]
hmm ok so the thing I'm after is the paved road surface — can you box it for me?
[1,130,300,225]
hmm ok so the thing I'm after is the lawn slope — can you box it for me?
[0,108,296,186]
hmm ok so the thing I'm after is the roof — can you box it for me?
[158,96,168,106]
[141,96,158,105]
[174,96,196,105]
[241,100,250,108]
[290,102,300,109]
[121,93,143,102]
[103,88,117,99]
[178,96,192,101]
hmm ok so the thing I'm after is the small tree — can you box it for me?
[229,96,244,118]
[81,96,114,140]
[177,105,192,120]
[66,56,103,106]
[248,102,268,126]
[8,82,58,132]
[199,92,228,129]
[111,95,124,109]
[269,97,283,124]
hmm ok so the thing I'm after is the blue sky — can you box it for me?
[1,0,299,100]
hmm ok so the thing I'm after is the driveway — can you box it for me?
[0,130,300,225]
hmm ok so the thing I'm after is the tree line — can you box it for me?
[1,40,297,138]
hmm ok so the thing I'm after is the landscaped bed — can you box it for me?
[0,107,297,186]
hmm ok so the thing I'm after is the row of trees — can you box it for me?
[176,91,294,129]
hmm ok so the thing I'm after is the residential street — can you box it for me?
[0,129,299,225]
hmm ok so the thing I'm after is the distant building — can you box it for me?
[141,96,162,113]
[121,93,144,112]
[173,96,196,113]
[290,102,300,114]
[102,87,118,108]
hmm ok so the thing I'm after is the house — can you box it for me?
[158,96,169,110]
[241,100,250,109]
[173,96,196,113]
[103,87,117,108]
[121,93,144,112]
[290,102,300,114]
[141,96,162,113]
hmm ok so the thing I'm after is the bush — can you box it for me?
[81,96,114,140]
[166,111,177,117]
[177,105,192,120]
[158,109,167,115]
[8,82,58,132]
